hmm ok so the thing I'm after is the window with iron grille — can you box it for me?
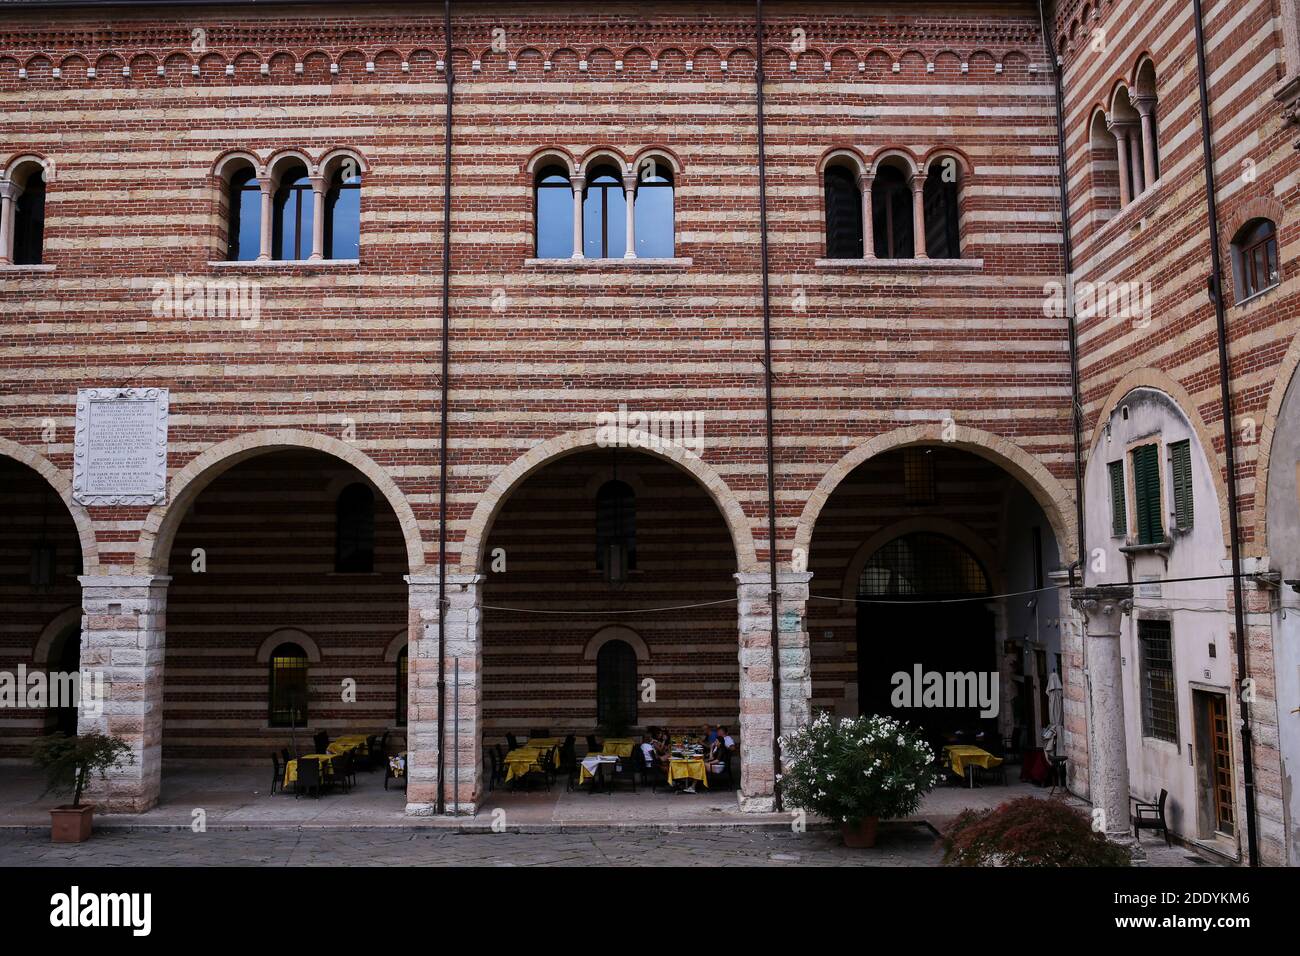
[903,448,936,505]
[396,646,408,726]
[269,643,309,728]
[1108,460,1126,536]
[1169,440,1193,530]
[858,532,990,598]
[1138,619,1177,743]
[1131,444,1163,545]
[596,639,638,725]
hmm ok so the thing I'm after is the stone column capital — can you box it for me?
[856,168,875,188]
[1070,584,1134,634]
[909,171,927,192]
[0,180,19,202]
[570,174,587,190]
[1106,115,1137,138]
[1129,91,1157,115]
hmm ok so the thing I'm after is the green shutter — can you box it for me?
[1170,440,1193,530]
[1108,460,1126,536]
[1132,444,1164,545]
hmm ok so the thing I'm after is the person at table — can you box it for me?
[640,733,658,769]
[706,733,726,773]
[701,724,717,747]
[716,725,736,753]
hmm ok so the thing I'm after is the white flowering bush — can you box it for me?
[779,713,940,825]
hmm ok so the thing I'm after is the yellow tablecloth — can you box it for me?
[504,747,550,783]
[283,754,337,787]
[601,741,634,758]
[526,737,563,748]
[945,744,1003,777]
[667,757,708,788]
[327,735,369,756]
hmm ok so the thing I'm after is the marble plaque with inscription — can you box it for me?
[73,388,169,505]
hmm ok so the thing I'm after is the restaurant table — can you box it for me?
[504,747,552,783]
[600,739,635,758]
[327,735,369,756]
[667,757,709,788]
[944,744,1003,788]
[283,753,338,787]
[526,737,563,749]
[578,754,619,786]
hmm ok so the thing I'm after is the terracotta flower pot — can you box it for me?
[840,816,879,848]
[50,804,94,843]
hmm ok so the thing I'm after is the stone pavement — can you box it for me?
[0,824,943,866]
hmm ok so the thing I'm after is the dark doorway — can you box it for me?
[854,533,996,745]
[51,626,80,737]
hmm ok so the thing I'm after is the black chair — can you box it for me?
[586,734,600,755]
[638,748,668,793]
[506,732,520,751]
[491,745,508,790]
[325,753,350,794]
[374,731,391,771]
[295,758,322,799]
[609,753,638,794]
[363,735,379,772]
[271,753,284,795]
[1133,789,1170,845]
[313,730,330,754]
[556,734,577,774]
[281,746,294,764]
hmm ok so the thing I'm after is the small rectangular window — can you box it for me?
[1131,443,1164,545]
[903,448,936,505]
[1108,460,1126,536]
[1169,440,1193,530]
[1138,619,1177,743]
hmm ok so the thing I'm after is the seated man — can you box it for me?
[716,725,736,753]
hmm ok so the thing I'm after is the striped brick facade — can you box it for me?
[0,0,1296,863]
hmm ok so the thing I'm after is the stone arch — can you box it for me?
[839,516,1005,601]
[793,424,1075,567]
[137,428,425,573]
[383,630,408,663]
[0,437,99,571]
[524,146,577,176]
[458,427,758,574]
[32,606,82,666]
[1089,370,1233,551]
[817,147,867,176]
[1254,330,1300,554]
[255,627,321,663]
[582,624,650,662]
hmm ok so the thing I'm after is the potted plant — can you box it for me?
[31,732,134,843]
[780,712,940,848]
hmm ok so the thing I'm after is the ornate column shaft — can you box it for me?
[622,172,637,259]
[1108,118,1134,205]
[858,170,875,259]
[910,172,928,259]
[257,178,273,261]
[1131,92,1158,187]
[0,180,17,264]
[1071,584,1134,839]
[309,175,326,261]
[570,174,586,259]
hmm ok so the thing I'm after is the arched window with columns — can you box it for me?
[534,163,574,258]
[633,160,674,258]
[223,159,262,262]
[870,158,919,259]
[1,157,48,266]
[823,159,864,259]
[582,163,628,259]
[273,163,315,261]
[321,152,364,261]
[922,154,962,259]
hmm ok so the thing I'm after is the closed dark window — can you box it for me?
[582,164,627,259]
[824,165,862,259]
[272,164,314,261]
[1169,440,1193,531]
[634,163,674,258]
[1108,460,1126,536]
[902,448,936,504]
[324,167,361,260]
[923,162,961,259]
[871,165,914,259]
[595,479,636,573]
[269,642,309,727]
[13,171,46,266]
[535,164,573,258]
[1138,619,1177,743]
[226,166,261,261]
[335,483,375,573]
[1231,218,1279,302]
[596,639,637,725]
[396,645,408,726]
[1132,443,1163,545]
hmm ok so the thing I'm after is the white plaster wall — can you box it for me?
[1084,387,1238,850]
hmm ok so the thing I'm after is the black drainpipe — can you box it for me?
[754,0,783,810]
[434,0,454,816]
[1037,0,1087,585]
[1191,0,1258,865]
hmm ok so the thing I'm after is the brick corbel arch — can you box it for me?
[1087,370,1233,554]
[136,428,425,574]
[0,436,99,571]
[457,427,759,574]
[792,424,1075,568]
[1253,327,1300,555]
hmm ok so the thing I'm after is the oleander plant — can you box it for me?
[779,712,941,828]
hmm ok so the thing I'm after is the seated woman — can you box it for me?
[706,734,726,774]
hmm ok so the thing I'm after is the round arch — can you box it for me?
[1089,370,1233,552]
[839,516,1004,601]
[1254,329,1300,554]
[793,423,1075,566]
[255,628,321,663]
[524,146,577,176]
[582,624,650,662]
[458,427,759,574]
[0,437,99,571]
[32,606,82,666]
[383,630,408,663]
[136,428,425,573]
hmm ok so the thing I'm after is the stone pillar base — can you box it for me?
[737,792,776,813]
